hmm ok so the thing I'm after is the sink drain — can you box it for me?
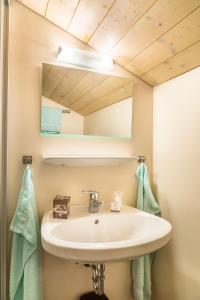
[94,219,99,224]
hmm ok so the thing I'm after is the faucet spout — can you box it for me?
[82,191,101,213]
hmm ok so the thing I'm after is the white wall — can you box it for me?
[42,97,84,135]
[84,97,133,137]
[153,66,200,300]
[8,2,153,300]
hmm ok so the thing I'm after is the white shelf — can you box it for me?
[42,155,138,167]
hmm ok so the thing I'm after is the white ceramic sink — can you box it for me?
[41,205,172,263]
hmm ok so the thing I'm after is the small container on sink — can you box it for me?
[53,195,70,219]
[110,191,124,212]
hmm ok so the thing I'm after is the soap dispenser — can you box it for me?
[110,191,124,212]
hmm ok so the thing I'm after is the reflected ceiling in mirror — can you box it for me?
[41,63,133,139]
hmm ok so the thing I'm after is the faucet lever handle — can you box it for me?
[82,190,99,201]
[82,190,98,195]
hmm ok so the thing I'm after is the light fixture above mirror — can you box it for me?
[57,47,114,71]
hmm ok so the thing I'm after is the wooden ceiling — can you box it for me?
[42,63,133,115]
[18,0,200,86]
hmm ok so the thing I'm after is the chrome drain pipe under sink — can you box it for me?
[92,264,105,296]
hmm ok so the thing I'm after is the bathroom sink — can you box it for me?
[41,205,172,263]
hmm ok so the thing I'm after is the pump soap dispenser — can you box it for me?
[110,191,124,212]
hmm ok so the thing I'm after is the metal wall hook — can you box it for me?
[137,155,145,163]
[23,155,32,165]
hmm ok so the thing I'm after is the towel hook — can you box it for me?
[137,155,145,163]
[23,155,32,165]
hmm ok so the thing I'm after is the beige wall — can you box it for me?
[8,2,153,300]
[153,66,200,300]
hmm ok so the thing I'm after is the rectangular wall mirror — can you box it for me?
[41,63,134,139]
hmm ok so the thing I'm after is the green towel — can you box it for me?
[132,163,160,300]
[41,106,62,133]
[10,166,42,300]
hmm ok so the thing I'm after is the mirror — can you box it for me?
[41,63,134,138]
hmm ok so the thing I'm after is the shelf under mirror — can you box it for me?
[42,155,138,167]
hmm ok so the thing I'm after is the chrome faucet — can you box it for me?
[82,191,101,213]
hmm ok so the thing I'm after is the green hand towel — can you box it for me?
[132,163,160,300]
[41,106,62,134]
[10,166,42,300]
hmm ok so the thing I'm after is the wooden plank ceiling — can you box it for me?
[42,63,133,115]
[18,0,200,86]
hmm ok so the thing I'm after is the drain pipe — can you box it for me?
[92,264,105,296]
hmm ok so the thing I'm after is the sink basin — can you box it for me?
[41,204,172,263]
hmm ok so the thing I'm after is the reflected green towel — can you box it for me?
[41,106,62,133]
[132,163,160,300]
[10,166,42,300]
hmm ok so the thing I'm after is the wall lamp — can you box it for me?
[57,47,114,71]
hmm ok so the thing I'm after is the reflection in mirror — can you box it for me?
[41,63,134,138]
